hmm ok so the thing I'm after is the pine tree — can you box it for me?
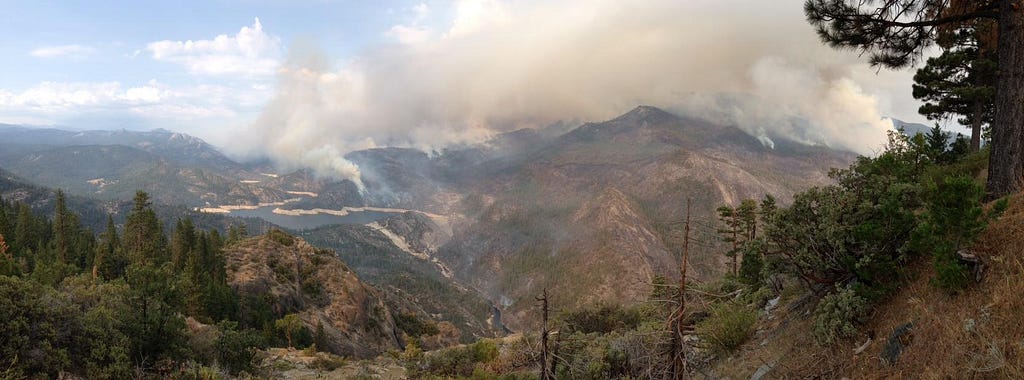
[227,224,247,244]
[52,190,70,265]
[913,27,996,152]
[0,233,15,276]
[123,192,167,266]
[14,204,37,263]
[736,199,759,241]
[94,215,127,280]
[925,124,951,162]
[170,218,196,271]
[0,200,12,251]
[804,0,1024,198]
[716,205,742,276]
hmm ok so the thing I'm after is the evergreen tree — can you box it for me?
[52,190,70,265]
[736,199,759,241]
[925,124,951,163]
[913,27,996,152]
[123,192,167,266]
[170,218,196,271]
[227,224,247,244]
[804,0,1024,198]
[275,314,303,349]
[94,215,127,280]
[124,263,186,365]
[716,205,741,276]
[14,204,38,263]
[0,233,14,276]
[0,200,12,252]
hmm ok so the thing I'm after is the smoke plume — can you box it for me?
[234,0,910,183]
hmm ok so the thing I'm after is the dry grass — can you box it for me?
[709,193,1024,379]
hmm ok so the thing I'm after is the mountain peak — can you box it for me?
[611,105,677,125]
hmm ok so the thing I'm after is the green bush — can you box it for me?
[395,312,440,338]
[559,303,646,334]
[696,301,757,352]
[812,287,868,345]
[309,354,347,371]
[214,321,264,375]
[764,131,926,300]
[911,175,1006,291]
[406,339,500,378]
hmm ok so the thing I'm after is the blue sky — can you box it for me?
[0,0,446,133]
[0,0,930,159]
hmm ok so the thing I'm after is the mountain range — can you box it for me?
[0,106,857,335]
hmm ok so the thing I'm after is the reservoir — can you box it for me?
[228,206,400,230]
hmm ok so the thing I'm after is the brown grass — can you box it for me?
[709,193,1024,379]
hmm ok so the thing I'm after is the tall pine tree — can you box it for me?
[913,26,996,152]
[804,0,1024,198]
[123,192,167,266]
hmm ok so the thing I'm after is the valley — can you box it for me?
[0,105,856,337]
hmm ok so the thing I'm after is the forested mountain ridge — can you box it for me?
[0,189,460,377]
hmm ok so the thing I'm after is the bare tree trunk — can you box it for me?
[538,289,550,380]
[671,198,691,380]
[987,0,1024,198]
[731,227,738,276]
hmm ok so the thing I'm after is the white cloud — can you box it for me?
[144,17,282,76]
[386,24,434,44]
[385,3,436,44]
[0,80,272,129]
[29,44,97,59]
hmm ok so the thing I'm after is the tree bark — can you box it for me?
[987,0,1024,198]
[972,99,983,152]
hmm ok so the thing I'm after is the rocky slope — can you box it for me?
[224,232,402,358]
[434,106,856,329]
[300,215,500,342]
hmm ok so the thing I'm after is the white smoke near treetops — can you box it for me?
[233,0,905,184]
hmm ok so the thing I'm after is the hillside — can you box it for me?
[0,126,365,209]
[224,232,402,358]
[435,106,855,329]
[708,193,1024,378]
[300,213,501,342]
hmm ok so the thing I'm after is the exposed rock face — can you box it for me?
[224,233,401,358]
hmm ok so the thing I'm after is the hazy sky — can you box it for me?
[0,0,935,178]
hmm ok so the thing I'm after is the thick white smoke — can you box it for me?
[233,0,907,183]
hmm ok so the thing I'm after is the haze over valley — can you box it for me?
[2,0,1020,379]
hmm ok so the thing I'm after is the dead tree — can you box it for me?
[537,288,551,380]
[669,198,692,380]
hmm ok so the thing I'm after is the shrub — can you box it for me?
[214,321,264,375]
[559,303,645,334]
[695,301,757,352]
[395,312,440,338]
[911,175,1006,291]
[764,131,926,299]
[309,354,347,371]
[812,287,868,345]
[265,229,295,246]
[406,339,500,378]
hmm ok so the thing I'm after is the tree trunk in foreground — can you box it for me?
[987,0,1024,198]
